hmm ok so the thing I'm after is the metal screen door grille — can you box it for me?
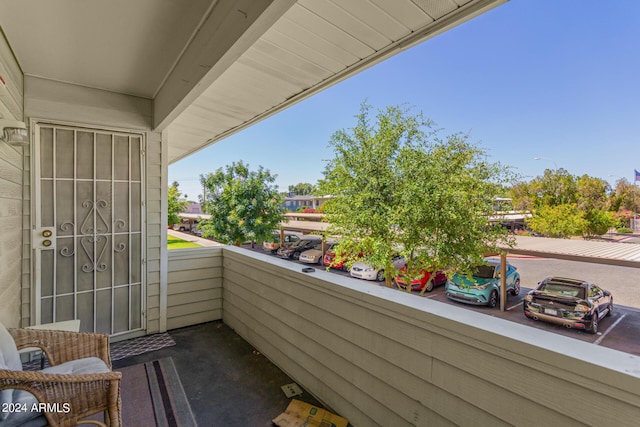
[34,124,145,336]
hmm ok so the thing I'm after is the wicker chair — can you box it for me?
[0,324,121,427]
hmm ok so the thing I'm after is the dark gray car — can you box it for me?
[523,277,613,333]
[276,236,322,260]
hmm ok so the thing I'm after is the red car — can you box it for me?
[323,250,362,271]
[395,268,447,292]
[323,249,347,270]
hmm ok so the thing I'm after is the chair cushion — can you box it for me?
[0,323,22,371]
[0,322,23,411]
[41,356,110,375]
[0,389,45,427]
[0,357,110,426]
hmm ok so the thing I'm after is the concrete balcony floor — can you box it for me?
[113,321,325,426]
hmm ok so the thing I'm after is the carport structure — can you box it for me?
[1,1,640,426]
[494,235,640,311]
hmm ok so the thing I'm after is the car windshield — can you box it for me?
[311,243,323,250]
[292,239,315,248]
[472,265,496,279]
[538,283,585,299]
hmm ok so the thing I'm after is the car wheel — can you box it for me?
[376,270,385,282]
[606,300,614,317]
[588,314,599,334]
[488,290,499,308]
[424,280,434,292]
[510,278,520,296]
[317,257,323,265]
[292,251,300,260]
[179,226,185,231]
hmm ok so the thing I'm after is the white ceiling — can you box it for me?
[0,0,507,163]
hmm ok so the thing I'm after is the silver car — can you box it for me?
[299,242,335,265]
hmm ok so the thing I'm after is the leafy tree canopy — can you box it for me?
[576,174,611,212]
[584,209,617,237]
[527,204,586,238]
[168,181,188,226]
[288,182,314,195]
[199,161,284,246]
[529,168,577,208]
[610,178,640,213]
[318,102,514,289]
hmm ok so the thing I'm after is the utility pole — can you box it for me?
[634,185,637,231]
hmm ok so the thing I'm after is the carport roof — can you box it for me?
[278,220,640,267]
[280,219,329,234]
[501,236,640,268]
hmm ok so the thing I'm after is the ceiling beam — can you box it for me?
[153,0,297,131]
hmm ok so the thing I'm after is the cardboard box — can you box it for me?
[273,399,348,427]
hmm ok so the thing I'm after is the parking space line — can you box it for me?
[507,302,523,311]
[594,314,626,345]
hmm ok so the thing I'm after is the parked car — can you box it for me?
[523,277,613,334]
[263,231,301,253]
[395,268,447,292]
[276,235,322,260]
[299,241,335,265]
[445,259,520,308]
[172,218,196,232]
[323,249,354,271]
[350,255,405,282]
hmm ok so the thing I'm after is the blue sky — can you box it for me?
[169,0,640,201]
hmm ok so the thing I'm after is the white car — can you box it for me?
[262,231,301,253]
[350,255,405,282]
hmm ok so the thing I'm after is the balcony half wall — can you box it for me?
[169,246,640,426]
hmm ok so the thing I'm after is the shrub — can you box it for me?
[584,209,617,237]
[527,204,586,238]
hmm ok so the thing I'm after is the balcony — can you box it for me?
[125,245,640,426]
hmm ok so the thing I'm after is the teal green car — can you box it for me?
[445,259,520,308]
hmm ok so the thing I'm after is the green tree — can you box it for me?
[576,174,610,212]
[168,181,188,226]
[318,103,514,290]
[529,168,577,207]
[288,182,314,195]
[509,181,535,211]
[527,204,586,238]
[199,161,284,246]
[609,178,640,213]
[584,209,617,237]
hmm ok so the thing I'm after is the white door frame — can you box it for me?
[30,118,146,338]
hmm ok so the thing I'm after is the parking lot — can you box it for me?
[251,244,640,356]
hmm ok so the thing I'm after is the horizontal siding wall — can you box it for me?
[167,247,223,330]
[0,32,24,328]
[222,247,640,427]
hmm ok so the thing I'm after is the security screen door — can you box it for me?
[33,123,145,336]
